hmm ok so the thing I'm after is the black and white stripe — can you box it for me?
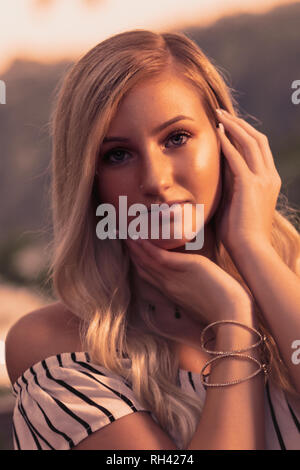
[10,352,300,450]
[12,352,151,449]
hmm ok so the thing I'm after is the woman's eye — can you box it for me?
[165,130,192,148]
[102,129,192,165]
[102,149,128,165]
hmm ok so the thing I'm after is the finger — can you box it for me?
[125,239,168,278]
[137,238,190,272]
[128,246,177,298]
[218,110,278,173]
[217,123,251,178]
[217,111,265,174]
[126,237,196,273]
[127,238,171,267]
[126,244,156,275]
[130,254,160,287]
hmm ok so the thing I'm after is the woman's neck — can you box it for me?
[130,222,217,325]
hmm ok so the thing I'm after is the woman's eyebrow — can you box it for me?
[102,115,195,143]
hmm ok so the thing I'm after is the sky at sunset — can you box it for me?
[0,0,299,74]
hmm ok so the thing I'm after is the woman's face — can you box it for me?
[96,71,222,250]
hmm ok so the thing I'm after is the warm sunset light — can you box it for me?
[1,0,300,452]
[0,0,298,74]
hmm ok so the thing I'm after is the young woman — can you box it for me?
[6,29,300,450]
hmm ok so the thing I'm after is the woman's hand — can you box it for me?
[214,109,282,257]
[124,237,253,325]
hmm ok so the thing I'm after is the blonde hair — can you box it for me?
[46,29,300,449]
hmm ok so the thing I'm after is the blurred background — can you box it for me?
[0,0,300,450]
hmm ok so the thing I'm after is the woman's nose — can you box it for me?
[139,148,174,194]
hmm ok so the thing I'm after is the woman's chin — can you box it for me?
[146,217,204,250]
[147,236,194,251]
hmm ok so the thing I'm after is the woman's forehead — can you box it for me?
[105,80,208,133]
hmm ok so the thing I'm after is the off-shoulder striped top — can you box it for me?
[10,351,300,450]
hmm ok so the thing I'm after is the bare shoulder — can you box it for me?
[5,306,180,451]
[5,301,84,386]
[6,305,179,451]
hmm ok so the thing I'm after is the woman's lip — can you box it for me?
[148,202,194,222]
[147,201,192,212]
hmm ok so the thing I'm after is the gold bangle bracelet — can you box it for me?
[200,352,269,389]
[200,319,267,355]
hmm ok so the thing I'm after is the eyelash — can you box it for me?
[101,128,193,166]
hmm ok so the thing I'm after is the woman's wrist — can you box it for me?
[207,301,260,353]
[213,297,256,326]
[213,318,262,357]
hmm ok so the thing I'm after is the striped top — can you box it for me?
[11,351,300,450]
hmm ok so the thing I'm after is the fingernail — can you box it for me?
[216,109,223,115]
[218,122,225,133]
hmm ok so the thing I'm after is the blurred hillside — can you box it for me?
[182,2,300,202]
[0,60,70,295]
[0,2,300,292]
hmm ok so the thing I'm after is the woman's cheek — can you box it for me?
[188,147,222,220]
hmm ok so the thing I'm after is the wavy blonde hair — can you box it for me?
[46,29,300,449]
